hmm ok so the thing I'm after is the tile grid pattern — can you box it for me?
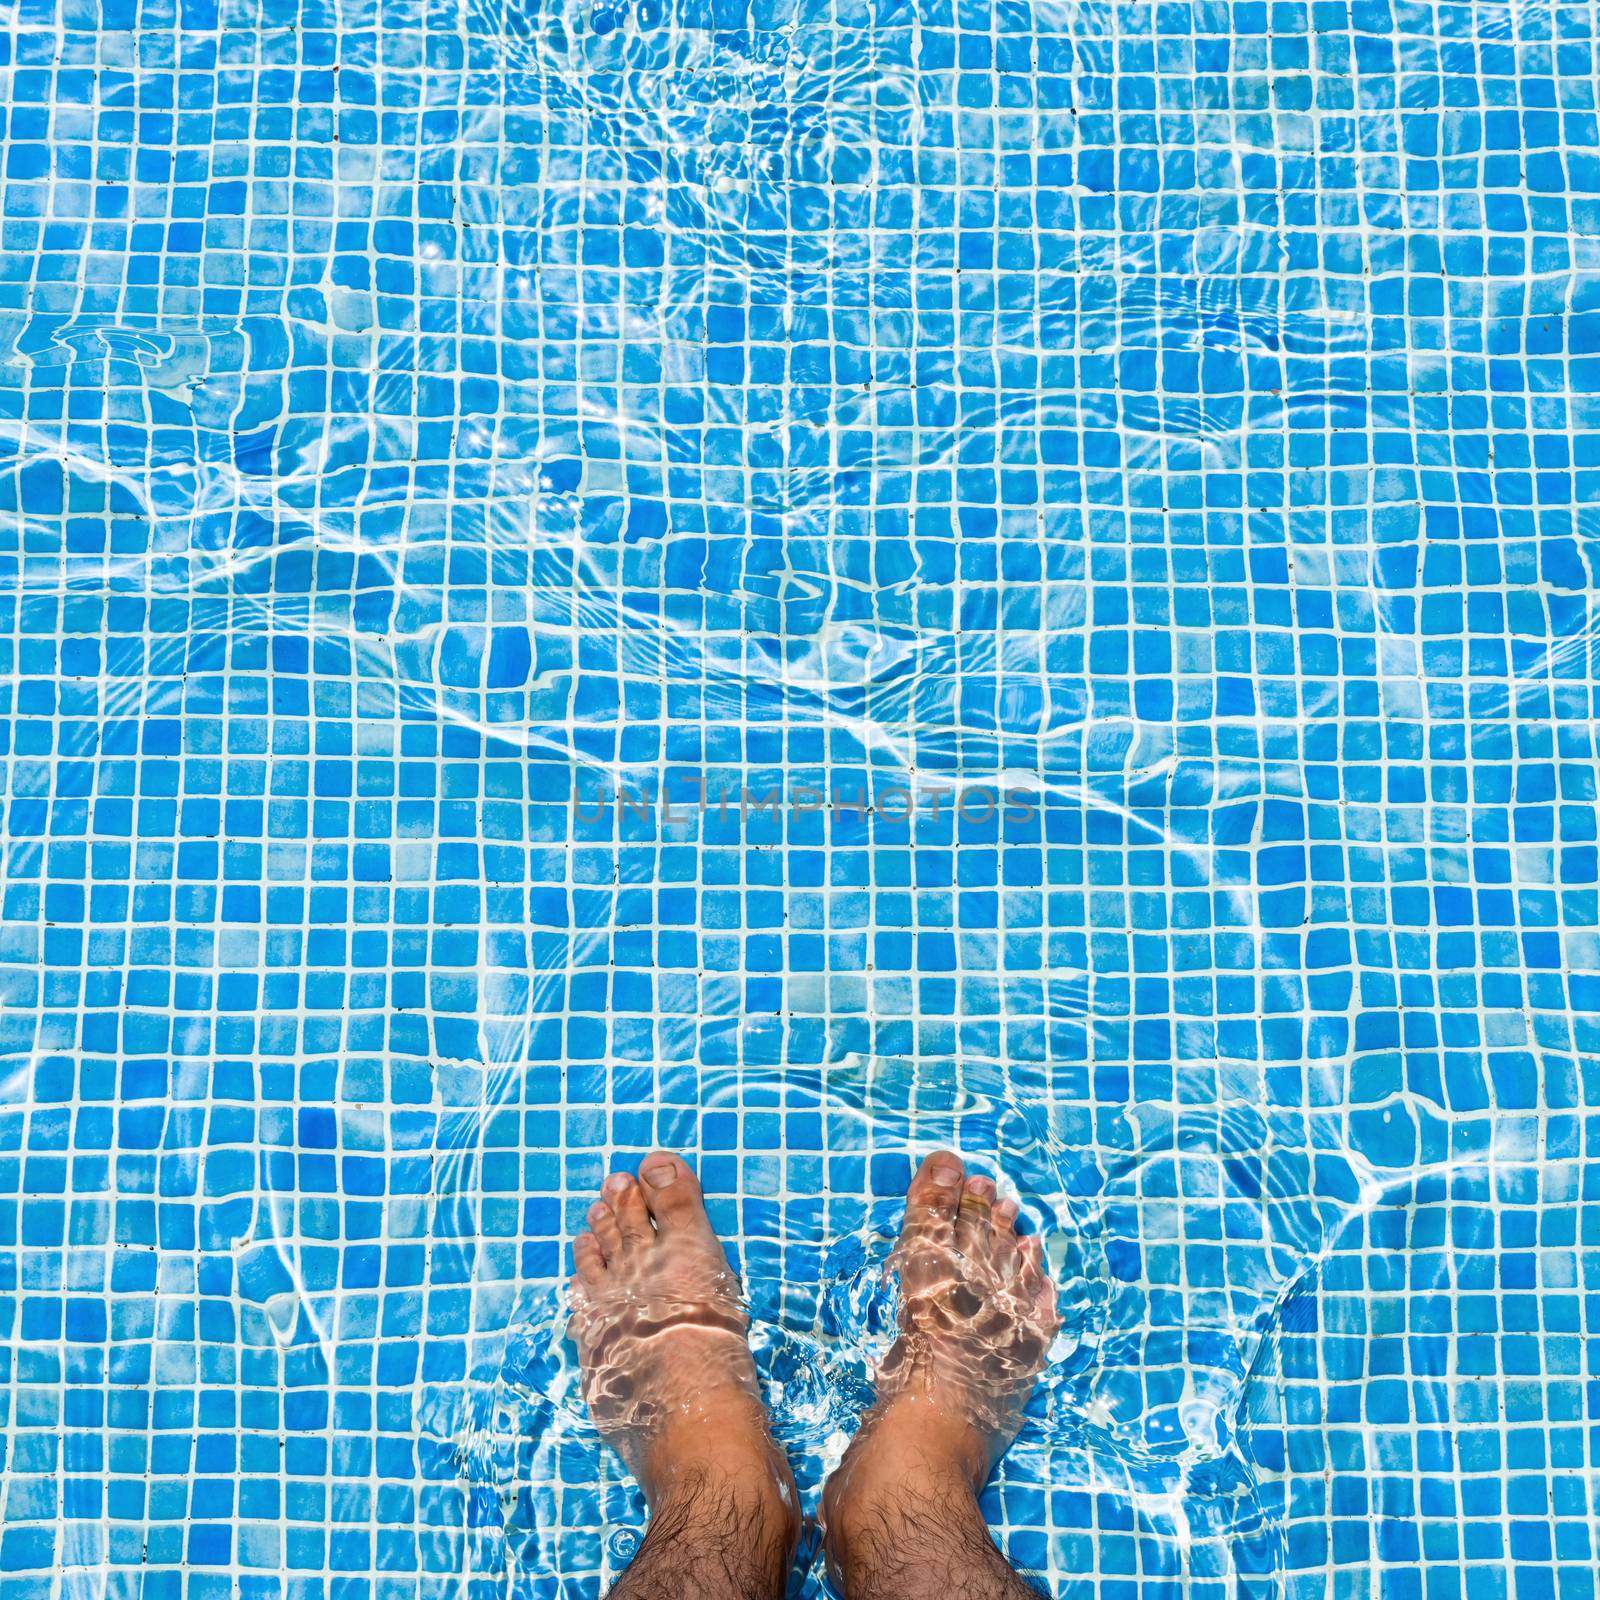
[0,1,1596,1598]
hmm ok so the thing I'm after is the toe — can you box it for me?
[1038,1273,1059,1324]
[903,1149,965,1242]
[1018,1236,1058,1319]
[955,1174,995,1256]
[604,1172,654,1243]
[636,1151,717,1239]
[573,1231,606,1287]
[588,1200,623,1264]
[990,1197,1020,1255]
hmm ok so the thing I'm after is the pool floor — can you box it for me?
[1,1,1598,1596]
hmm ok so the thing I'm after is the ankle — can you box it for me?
[858,1392,992,1489]
[648,1439,801,1544]
[617,1451,801,1600]
[822,1465,988,1587]
[821,1403,985,1561]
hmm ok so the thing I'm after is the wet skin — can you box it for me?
[567,1152,799,1523]
[825,1149,1059,1501]
[570,1149,1058,1597]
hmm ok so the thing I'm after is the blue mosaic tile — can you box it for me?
[0,0,1597,1596]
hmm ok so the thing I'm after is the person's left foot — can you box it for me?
[821,1150,1058,1577]
[569,1151,799,1540]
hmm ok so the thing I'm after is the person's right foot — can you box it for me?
[569,1151,798,1534]
[570,1153,800,1598]
[823,1150,1058,1531]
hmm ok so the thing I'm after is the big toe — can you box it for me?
[636,1151,717,1239]
[902,1149,965,1242]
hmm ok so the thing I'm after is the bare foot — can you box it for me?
[823,1150,1058,1557]
[568,1151,798,1541]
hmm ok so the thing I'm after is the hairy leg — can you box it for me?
[609,1465,797,1600]
[821,1415,1043,1600]
[569,1152,799,1600]
[821,1151,1057,1599]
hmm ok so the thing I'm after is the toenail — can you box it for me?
[603,1174,629,1196]
[930,1162,962,1187]
[639,1157,679,1188]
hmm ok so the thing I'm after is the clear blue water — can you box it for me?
[1,0,1597,1596]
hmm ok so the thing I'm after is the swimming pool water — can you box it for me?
[1,0,1597,1595]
